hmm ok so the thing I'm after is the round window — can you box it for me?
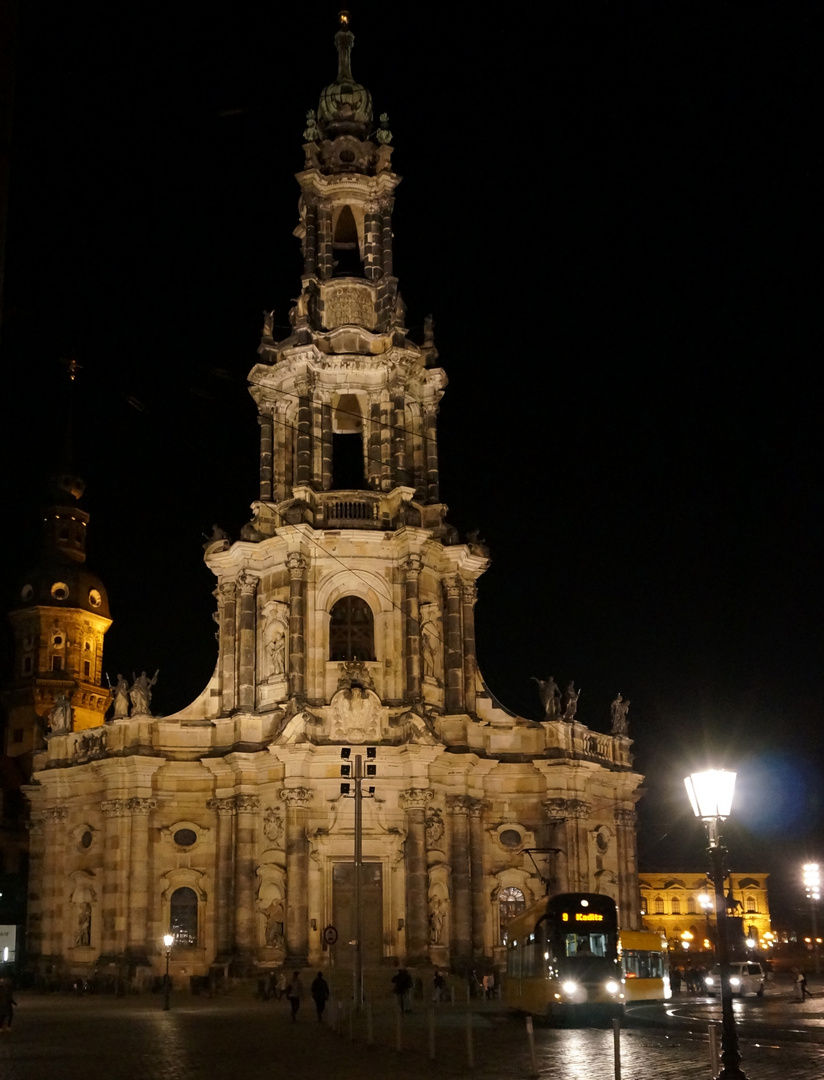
[174,828,197,848]
[89,589,102,609]
[51,581,70,600]
[499,829,522,849]
[21,584,33,601]
[81,830,93,849]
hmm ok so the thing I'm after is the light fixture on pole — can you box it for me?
[685,769,749,1080]
[803,863,821,976]
[698,892,714,956]
[163,932,174,1010]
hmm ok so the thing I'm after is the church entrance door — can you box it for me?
[332,862,383,966]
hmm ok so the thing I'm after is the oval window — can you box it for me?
[81,830,93,849]
[499,829,522,849]
[89,589,102,609]
[51,582,70,600]
[174,828,197,848]
[21,584,34,601]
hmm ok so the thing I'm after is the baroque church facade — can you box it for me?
[15,21,643,983]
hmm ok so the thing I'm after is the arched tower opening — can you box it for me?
[331,392,366,489]
[332,205,363,277]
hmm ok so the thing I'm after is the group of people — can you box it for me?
[270,971,330,1022]
[670,965,709,993]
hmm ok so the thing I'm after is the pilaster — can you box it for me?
[446,794,473,963]
[281,786,311,965]
[287,554,307,700]
[399,787,432,964]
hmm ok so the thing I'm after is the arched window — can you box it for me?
[329,596,375,661]
[170,887,198,946]
[499,887,526,943]
[745,896,757,913]
[654,897,665,914]
[687,896,696,914]
[671,898,681,914]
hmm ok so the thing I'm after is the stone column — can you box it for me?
[237,572,258,712]
[469,800,487,956]
[25,814,46,959]
[368,397,382,490]
[233,794,260,957]
[392,387,409,487]
[380,202,393,278]
[287,554,307,700]
[127,797,157,959]
[258,412,273,501]
[320,395,333,491]
[379,394,393,491]
[461,581,478,715]
[303,202,318,276]
[218,581,237,714]
[295,382,312,487]
[399,788,432,965]
[447,795,473,964]
[41,807,68,960]
[423,403,440,503]
[281,787,311,966]
[443,577,464,714]
[615,808,641,930]
[273,400,291,501]
[565,799,591,892]
[402,555,422,703]
[100,799,130,959]
[544,799,571,893]
[317,206,333,279]
[207,797,237,957]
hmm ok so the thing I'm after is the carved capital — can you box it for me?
[42,806,68,824]
[217,581,237,603]
[287,553,307,578]
[402,554,422,578]
[446,794,474,815]
[443,576,461,601]
[399,787,433,811]
[234,794,261,813]
[237,571,259,596]
[422,401,439,418]
[544,798,570,821]
[280,786,312,807]
[468,798,489,818]
[128,797,157,816]
[207,797,237,817]
[614,808,637,827]
[101,799,129,818]
[461,580,477,605]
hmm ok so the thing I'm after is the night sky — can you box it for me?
[1,4,820,925]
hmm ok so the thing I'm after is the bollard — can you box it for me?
[709,1023,719,1075]
[366,999,374,1046]
[612,1016,622,1080]
[428,1005,436,1060]
[466,1005,474,1069]
[525,1015,539,1079]
[396,1003,403,1053]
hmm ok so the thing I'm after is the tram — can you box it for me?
[618,929,671,1002]
[504,893,624,1020]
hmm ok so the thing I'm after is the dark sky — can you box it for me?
[1,3,821,924]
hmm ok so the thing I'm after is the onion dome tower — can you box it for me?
[3,394,111,770]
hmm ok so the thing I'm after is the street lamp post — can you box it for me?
[803,863,821,977]
[340,747,376,1011]
[163,933,174,1010]
[685,769,749,1080]
[698,892,714,957]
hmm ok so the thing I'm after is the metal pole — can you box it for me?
[354,753,363,1011]
[707,824,749,1079]
[812,899,820,977]
[465,1004,474,1069]
[709,1023,720,1074]
[163,948,171,1011]
[525,1015,539,1079]
[612,1016,622,1080]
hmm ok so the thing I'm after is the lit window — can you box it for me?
[329,596,375,661]
[170,887,198,946]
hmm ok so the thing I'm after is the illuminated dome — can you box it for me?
[316,18,373,140]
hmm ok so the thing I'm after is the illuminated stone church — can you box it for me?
[15,19,643,984]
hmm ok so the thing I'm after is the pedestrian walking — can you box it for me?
[286,971,303,1021]
[391,966,413,1012]
[275,971,287,1000]
[795,968,811,1001]
[482,972,496,1000]
[0,978,17,1034]
[310,972,330,1022]
[432,969,447,1003]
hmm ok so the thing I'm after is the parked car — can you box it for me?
[704,962,766,997]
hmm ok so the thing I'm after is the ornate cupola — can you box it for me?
[3,382,111,764]
[247,12,448,540]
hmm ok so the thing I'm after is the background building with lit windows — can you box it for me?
[639,872,772,956]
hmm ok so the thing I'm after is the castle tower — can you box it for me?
[23,17,643,983]
[3,436,111,772]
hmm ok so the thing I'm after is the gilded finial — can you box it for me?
[338,10,351,27]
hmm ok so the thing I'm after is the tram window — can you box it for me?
[564,933,608,958]
[622,949,664,979]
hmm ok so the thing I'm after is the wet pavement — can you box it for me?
[1,980,823,1079]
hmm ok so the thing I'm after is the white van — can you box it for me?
[704,962,766,997]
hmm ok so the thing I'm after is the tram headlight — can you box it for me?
[605,980,620,995]
[561,980,578,996]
